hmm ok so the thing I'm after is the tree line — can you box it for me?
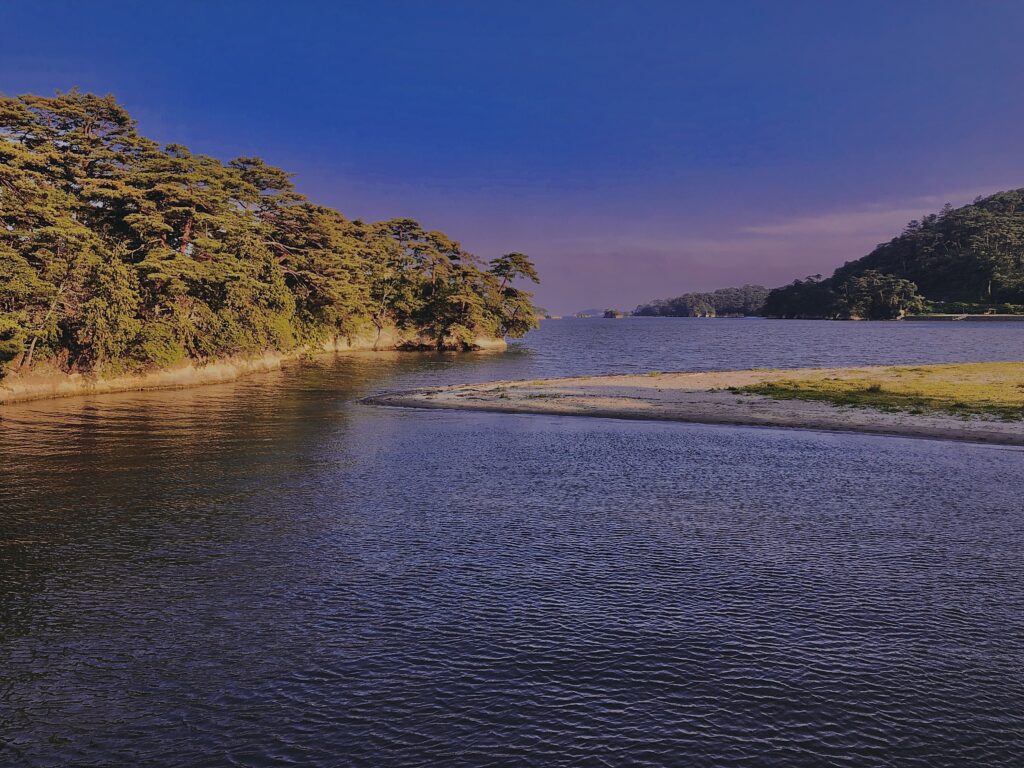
[0,90,539,377]
[761,271,926,319]
[762,190,1024,318]
[636,190,1024,320]
[634,285,768,317]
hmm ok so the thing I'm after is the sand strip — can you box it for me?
[365,367,1024,446]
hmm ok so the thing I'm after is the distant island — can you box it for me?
[0,91,539,401]
[635,285,769,317]
[635,190,1024,320]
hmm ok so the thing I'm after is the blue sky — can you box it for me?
[2,1,1023,311]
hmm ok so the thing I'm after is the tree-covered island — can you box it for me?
[634,285,769,317]
[0,90,539,390]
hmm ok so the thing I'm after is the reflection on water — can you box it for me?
[2,319,1024,767]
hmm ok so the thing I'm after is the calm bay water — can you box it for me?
[2,318,1024,767]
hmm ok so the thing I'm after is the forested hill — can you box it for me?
[763,190,1024,319]
[0,91,539,379]
[634,285,768,317]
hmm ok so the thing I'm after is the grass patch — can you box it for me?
[731,362,1024,420]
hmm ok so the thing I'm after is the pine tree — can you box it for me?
[1,91,541,377]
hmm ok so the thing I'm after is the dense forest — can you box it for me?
[634,285,769,317]
[0,91,539,379]
[763,190,1024,318]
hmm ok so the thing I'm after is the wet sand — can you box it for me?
[366,366,1024,445]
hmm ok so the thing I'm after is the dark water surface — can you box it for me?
[2,319,1024,767]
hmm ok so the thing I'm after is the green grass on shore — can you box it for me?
[731,362,1024,420]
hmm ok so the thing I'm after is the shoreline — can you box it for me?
[365,366,1024,446]
[0,330,506,405]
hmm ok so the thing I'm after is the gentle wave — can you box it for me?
[2,319,1024,766]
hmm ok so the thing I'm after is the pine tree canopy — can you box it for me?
[0,90,540,375]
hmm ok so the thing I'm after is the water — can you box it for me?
[2,318,1023,767]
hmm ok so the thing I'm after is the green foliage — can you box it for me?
[0,314,26,364]
[635,285,769,317]
[763,191,1024,318]
[832,270,925,319]
[78,253,142,371]
[761,272,925,319]
[760,275,836,318]
[0,91,540,378]
[133,321,187,368]
[488,253,541,338]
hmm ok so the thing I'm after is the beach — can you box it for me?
[368,363,1024,445]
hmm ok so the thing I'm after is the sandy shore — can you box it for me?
[366,367,1024,445]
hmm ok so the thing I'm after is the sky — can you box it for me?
[2,1,1023,313]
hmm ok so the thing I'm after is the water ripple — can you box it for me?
[2,320,1024,766]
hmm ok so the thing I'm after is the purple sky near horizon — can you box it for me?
[2,1,1023,312]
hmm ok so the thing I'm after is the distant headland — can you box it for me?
[633,190,1024,320]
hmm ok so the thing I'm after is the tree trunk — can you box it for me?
[373,319,384,350]
[180,217,193,255]
[22,287,64,370]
